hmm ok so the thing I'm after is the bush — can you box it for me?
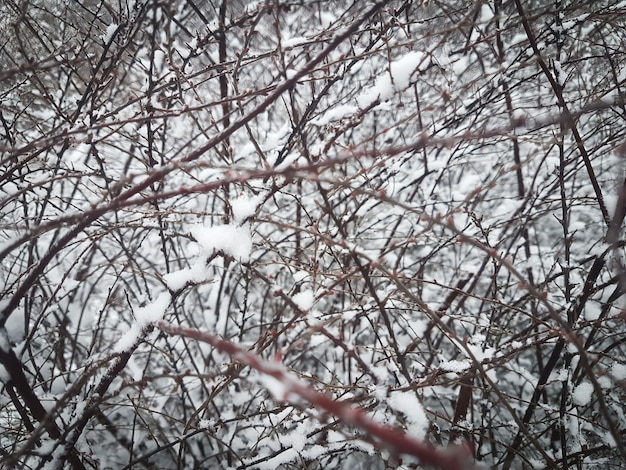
[1,1,626,468]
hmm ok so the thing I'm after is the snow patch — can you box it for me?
[192,224,253,261]
[282,36,308,48]
[452,56,470,76]
[480,4,494,22]
[293,270,309,283]
[357,52,425,108]
[319,11,336,28]
[611,363,626,380]
[0,363,9,383]
[281,421,308,451]
[440,359,471,373]
[292,289,314,311]
[102,23,119,43]
[231,195,262,222]
[198,418,214,430]
[583,303,601,321]
[256,372,289,401]
[572,381,593,406]
[4,307,24,343]
[0,328,10,353]
[387,390,428,439]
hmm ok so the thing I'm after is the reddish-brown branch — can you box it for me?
[156,321,472,470]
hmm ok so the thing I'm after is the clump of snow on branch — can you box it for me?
[572,381,594,406]
[387,390,429,440]
[162,259,210,292]
[357,51,425,108]
[101,23,118,43]
[440,359,472,374]
[231,194,262,223]
[114,292,171,352]
[192,223,253,261]
[292,289,315,311]
[163,219,254,292]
